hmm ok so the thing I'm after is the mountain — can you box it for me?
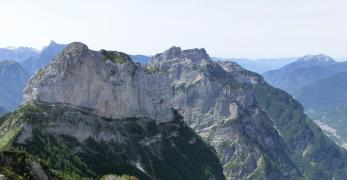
[306,105,347,148]
[262,55,347,148]
[0,61,30,111]
[1,43,347,179]
[263,54,339,94]
[296,71,347,109]
[214,57,297,73]
[294,71,347,147]
[0,107,7,117]
[0,46,39,63]
[21,41,66,73]
[130,55,151,64]
[1,43,225,180]
[150,48,302,179]
[218,61,347,179]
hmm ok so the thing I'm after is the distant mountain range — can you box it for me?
[0,46,39,63]
[130,55,151,64]
[262,54,347,148]
[263,54,347,108]
[263,54,339,94]
[20,41,66,73]
[0,41,65,111]
[213,57,297,73]
[0,60,30,111]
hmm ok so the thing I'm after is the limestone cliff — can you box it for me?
[24,42,173,122]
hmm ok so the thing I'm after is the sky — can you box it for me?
[0,0,347,59]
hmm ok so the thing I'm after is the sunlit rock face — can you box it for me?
[23,42,174,122]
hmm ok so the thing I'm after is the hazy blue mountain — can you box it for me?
[0,61,30,111]
[262,54,347,149]
[296,71,347,109]
[130,55,151,64]
[0,46,39,62]
[294,71,347,147]
[21,41,66,73]
[0,107,7,117]
[263,54,340,94]
[213,57,297,73]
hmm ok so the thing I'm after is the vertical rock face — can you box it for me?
[23,42,173,122]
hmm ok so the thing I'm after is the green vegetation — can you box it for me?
[0,102,226,180]
[100,175,138,180]
[225,161,242,172]
[100,49,131,64]
[144,66,160,74]
[307,105,347,146]
[253,82,347,179]
[0,127,20,149]
[0,150,58,179]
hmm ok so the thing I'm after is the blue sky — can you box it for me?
[1,0,347,59]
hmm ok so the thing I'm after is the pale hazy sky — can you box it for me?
[0,0,347,59]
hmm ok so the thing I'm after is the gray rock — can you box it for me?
[24,43,300,179]
[24,42,173,122]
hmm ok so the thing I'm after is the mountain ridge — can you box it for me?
[1,43,347,179]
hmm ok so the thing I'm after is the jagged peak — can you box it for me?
[152,46,210,62]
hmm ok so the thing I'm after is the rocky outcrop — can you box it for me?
[24,42,173,122]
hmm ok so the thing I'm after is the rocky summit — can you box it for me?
[1,42,347,179]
